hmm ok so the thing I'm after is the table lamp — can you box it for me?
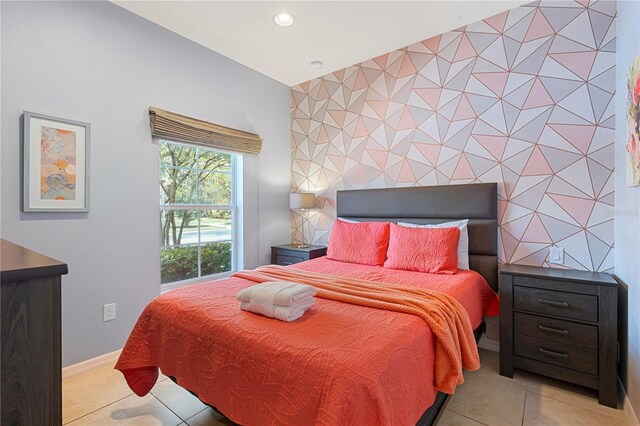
[289,192,315,248]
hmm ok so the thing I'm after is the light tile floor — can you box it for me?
[63,349,633,425]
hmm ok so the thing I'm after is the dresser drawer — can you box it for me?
[276,254,304,265]
[514,312,598,350]
[514,334,597,375]
[513,286,597,322]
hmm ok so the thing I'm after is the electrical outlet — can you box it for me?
[549,247,565,265]
[103,303,116,322]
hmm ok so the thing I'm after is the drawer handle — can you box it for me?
[538,325,569,335]
[281,262,294,265]
[538,348,569,359]
[538,299,569,308]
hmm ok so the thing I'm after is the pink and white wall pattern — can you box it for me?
[291,0,616,272]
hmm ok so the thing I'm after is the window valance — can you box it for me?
[149,106,262,154]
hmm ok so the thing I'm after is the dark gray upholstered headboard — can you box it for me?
[336,183,498,292]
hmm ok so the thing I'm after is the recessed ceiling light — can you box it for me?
[310,60,323,69]
[274,12,294,27]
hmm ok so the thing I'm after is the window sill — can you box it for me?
[161,271,234,294]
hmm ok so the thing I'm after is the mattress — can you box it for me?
[115,257,498,426]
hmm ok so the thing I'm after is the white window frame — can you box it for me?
[159,139,240,290]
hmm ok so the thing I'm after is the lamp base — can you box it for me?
[295,243,311,249]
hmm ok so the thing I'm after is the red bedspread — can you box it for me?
[115,257,498,426]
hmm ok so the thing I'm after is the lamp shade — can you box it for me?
[289,192,315,209]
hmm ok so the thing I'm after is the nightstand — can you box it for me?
[499,264,618,407]
[271,244,327,266]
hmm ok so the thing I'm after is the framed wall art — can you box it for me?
[627,55,640,187]
[23,111,90,212]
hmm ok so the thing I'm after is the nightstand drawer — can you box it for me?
[514,312,598,350]
[514,334,597,375]
[513,286,597,322]
[276,254,304,265]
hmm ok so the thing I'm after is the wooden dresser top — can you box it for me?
[1,239,68,283]
[500,264,617,286]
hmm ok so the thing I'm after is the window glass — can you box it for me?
[159,141,236,285]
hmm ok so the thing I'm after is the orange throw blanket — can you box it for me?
[232,265,480,394]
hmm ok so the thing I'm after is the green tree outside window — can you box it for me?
[159,141,235,284]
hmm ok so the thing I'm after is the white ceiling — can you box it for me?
[113,1,530,86]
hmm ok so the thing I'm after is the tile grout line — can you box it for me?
[447,408,492,426]
[524,389,630,423]
[149,392,209,424]
[522,372,628,423]
[522,371,532,425]
[183,407,212,425]
[62,393,133,425]
[149,392,185,423]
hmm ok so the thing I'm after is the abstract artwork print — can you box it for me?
[627,55,640,187]
[40,126,77,200]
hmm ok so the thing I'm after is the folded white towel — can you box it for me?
[237,281,316,305]
[237,281,316,322]
[240,298,315,322]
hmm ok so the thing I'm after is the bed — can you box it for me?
[116,183,499,426]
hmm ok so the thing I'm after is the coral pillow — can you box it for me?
[384,223,460,274]
[327,220,390,266]
[398,219,469,270]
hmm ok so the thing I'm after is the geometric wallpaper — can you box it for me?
[291,0,616,272]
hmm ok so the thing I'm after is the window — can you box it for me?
[159,140,237,285]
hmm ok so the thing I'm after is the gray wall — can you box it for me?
[615,0,640,417]
[0,1,291,366]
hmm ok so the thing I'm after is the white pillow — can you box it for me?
[337,217,359,223]
[397,219,470,270]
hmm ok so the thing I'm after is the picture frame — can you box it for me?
[23,111,90,212]
[627,55,640,187]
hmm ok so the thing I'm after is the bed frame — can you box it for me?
[175,183,498,426]
[336,182,498,425]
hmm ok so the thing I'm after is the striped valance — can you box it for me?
[149,107,262,154]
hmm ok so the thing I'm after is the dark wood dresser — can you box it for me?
[499,264,618,407]
[271,244,327,266]
[1,239,68,425]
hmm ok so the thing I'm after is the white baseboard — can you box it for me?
[478,335,499,352]
[619,377,640,425]
[62,349,122,383]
